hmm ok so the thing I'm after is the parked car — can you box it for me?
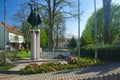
[6,45,16,52]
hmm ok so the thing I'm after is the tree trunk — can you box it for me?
[49,26,54,52]
[103,0,111,44]
[56,25,59,49]
[56,35,59,49]
[26,43,29,53]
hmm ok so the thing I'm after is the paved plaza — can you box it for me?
[0,60,120,80]
[12,62,120,80]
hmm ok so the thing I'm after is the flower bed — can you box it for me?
[21,62,78,74]
[20,57,101,74]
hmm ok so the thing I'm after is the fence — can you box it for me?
[40,52,70,59]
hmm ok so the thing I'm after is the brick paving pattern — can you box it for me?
[11,62,120,80]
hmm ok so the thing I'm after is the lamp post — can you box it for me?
[3,0,7,64]
[78,0,80,65]
[94,0,97,62]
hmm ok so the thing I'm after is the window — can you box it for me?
[14,36,19,41]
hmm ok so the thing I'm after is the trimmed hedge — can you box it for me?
[81,44,120,62]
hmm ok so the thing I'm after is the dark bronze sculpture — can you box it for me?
[27,4,41,28]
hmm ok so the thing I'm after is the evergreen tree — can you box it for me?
[69,37,77,49]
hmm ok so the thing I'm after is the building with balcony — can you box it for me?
[0,22,24,50]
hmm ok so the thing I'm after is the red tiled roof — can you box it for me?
[0,22,22,35]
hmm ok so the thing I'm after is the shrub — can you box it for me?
[21,62,64,74]
[81,44,120,62]
[79,57,100,67]
[67,56,78,64]
[65,64,78,69]
[20,47,26,51]
[67,57,101,67]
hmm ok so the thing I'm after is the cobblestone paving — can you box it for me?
[11,63,120,80]
[0,75,17,80]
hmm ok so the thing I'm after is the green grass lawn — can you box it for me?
[0,51,30,70]
[6,51,30,60]
[0,64,15,71]
[16,51,30,59]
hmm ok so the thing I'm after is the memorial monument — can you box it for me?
[27,4,41,60]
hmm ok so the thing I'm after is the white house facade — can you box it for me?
[0,22,24,50]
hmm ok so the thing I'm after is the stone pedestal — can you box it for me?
[30,29,40,60]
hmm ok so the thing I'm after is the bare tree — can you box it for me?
[21,21,31,53]
[54,13,66,48]
[12,0,77,52]
[12,3,31,53]
[12,3,29,23]
[31,0,76,51]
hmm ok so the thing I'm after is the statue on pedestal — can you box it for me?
[27,4,41,28]
[27,4,41,60]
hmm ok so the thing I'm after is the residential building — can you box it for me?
[57,34,78,48]
[0,22,24,50]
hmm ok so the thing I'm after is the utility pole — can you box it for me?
[78,0,80,66]
[3,0,7,64]
[94,0,98,62]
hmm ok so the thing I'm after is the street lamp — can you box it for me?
[78,0,80,65]
[3,0,7,64]
[94,0,98,62]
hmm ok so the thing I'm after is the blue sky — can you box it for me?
[0,0,119,36]
[66,0,119,36]
[0,0,29,25]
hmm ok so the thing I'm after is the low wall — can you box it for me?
[40,52,70,59]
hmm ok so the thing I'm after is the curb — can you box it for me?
[0,75,17,80]
[0,70,20,74]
